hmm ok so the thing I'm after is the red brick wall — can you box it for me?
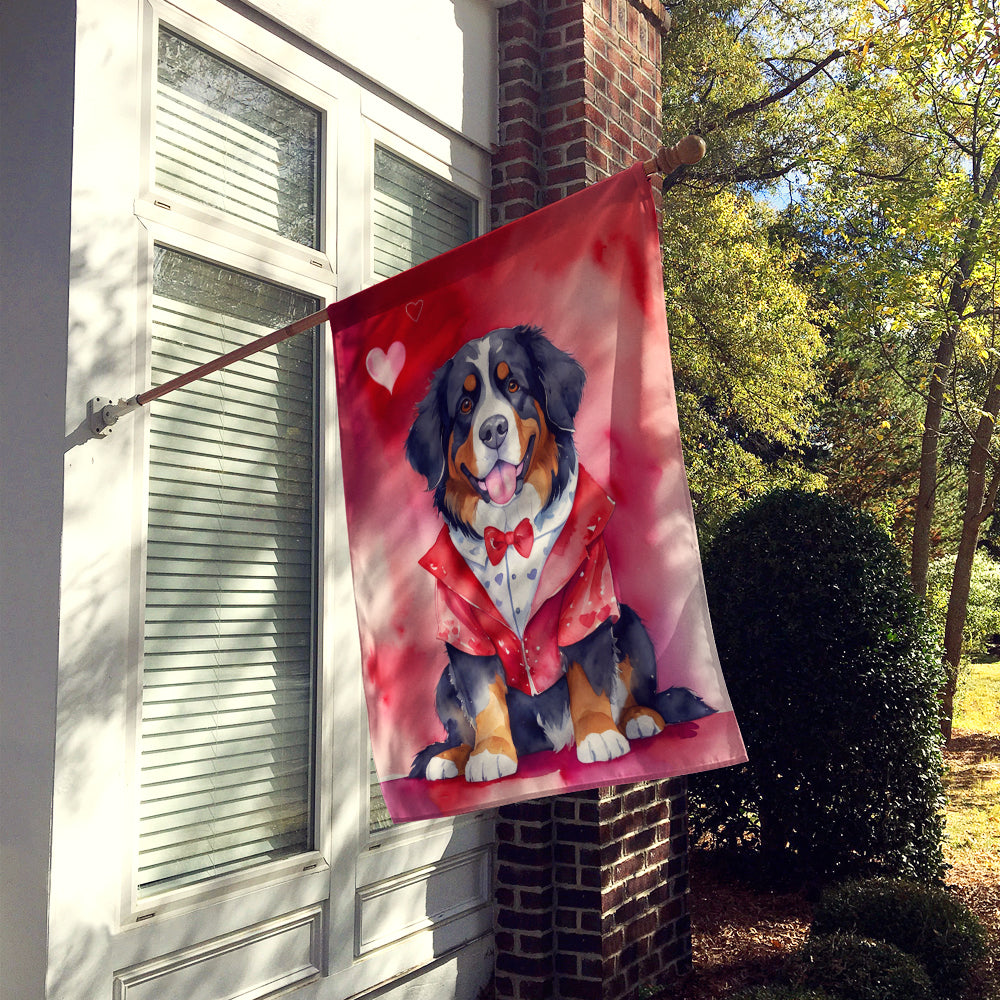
[492,0,667,226]
[490,5,691,998]
[494,783,691,1000]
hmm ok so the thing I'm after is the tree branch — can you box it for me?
[702,49,848,133]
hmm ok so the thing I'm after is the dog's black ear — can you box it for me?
[517,325,586,431]
[405,361,451,490]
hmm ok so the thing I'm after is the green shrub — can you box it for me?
[811,878,988,999]
[792,933,934,1000]
[927,550,1000,658]
[692,489,946,882]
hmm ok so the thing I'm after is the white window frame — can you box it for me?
[326,92,497,999]
[111,0,496,992]
[123,224,337,922]
[124,0,340,928]
[361,115,489,293]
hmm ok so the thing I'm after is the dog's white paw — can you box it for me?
[625,713,663,739]
[425,755,460,781]
[466,749,517,782]
[577,729,630,763]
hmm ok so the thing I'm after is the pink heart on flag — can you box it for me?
[405,300,424,322]
[366,341,406,394]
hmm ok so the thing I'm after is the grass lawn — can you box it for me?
[942,657,1000,1000]
[946,659,1000,869]
[953,658,1000,733]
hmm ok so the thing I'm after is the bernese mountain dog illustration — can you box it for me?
[405,325,714,783]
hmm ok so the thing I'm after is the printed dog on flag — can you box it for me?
[405,325,714,782]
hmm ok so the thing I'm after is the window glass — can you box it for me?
[372,146,477,277]
[156,27,320,248]
[138,246,318,895]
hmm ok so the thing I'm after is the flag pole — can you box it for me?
[87,306,330,437]
[88,136,705,438]
[642,134,706,177]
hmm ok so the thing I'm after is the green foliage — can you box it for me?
[780,214,932,550]
[811,878,988,999]
[791,934,934,1000]
[665,187,827,542]
[732,987,837,1000]
[661,0,852,193]
[692,488,947,882]
[791,0,1000,592]
[927,550,1000,658]
[659,0,1000,741]
[658,1,839,542]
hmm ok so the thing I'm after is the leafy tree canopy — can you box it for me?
[660,0,1000,736]
[664,189,825,538]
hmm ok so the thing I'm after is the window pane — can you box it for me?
[138,247,318,895]
[156,28,320,248]
[369,149,478,832]
[373,146,477,279]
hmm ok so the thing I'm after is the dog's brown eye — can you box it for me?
[460,397,473,414]
[507,379,519,393]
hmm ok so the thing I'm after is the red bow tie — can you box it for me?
[484,519,534,565]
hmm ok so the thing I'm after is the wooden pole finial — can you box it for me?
[643,135,707,176]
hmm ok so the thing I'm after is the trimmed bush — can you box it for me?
[792,933,934,1000]
[812,878,988,999]
[692,489,946,882]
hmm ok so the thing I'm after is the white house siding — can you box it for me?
[242,0,498,153]
[0,1,499,998]
[0,1,77,996]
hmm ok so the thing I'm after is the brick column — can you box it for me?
[495,800,556,999]
[493,0,668,225]
[491,3,692,999]
[552,783,691,996]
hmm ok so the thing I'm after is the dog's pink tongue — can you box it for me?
[484,461,517,505]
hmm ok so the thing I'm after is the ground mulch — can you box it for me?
[672,850,814,999]
[669,734,1000,1000]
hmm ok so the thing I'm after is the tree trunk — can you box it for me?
[910,329,955,598]
[910,160,1000,596]
[940,372,1000,741]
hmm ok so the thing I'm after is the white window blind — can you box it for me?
[372,146,477,279]
[156,28,320,248]
[137,248,319,896]
[368,148,477,832]
[138,25,322,897]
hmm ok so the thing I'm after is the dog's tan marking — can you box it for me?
[470,676,517,766]
[618,655,634,689]
[566,661,621,742]
[450,429,480,480]
[476,735,517,758]
[616,656,665,736]
[432,743,471,776]
[516,413,539,453]
[445,429,483,525]
[463,373,478,392]
[496,361,510,382]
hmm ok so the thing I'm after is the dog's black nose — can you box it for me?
[479,415,508,449]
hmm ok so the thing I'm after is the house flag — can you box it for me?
[329,163,746,822]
